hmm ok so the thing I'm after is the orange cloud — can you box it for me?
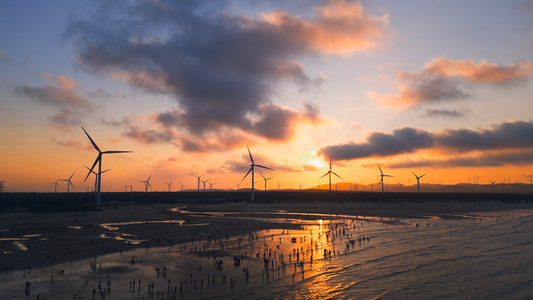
[425,58,533,83]
[261,0,391,55]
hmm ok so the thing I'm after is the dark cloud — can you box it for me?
[65,0,388,146]
[319,127,434,160]
[387,149,533,168]
[320,120,533,163]
[423,108,469,118]
[437,121,533,151]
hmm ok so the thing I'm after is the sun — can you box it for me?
[308,158,325,168]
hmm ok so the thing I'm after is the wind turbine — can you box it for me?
[140,175,152,192]
[165,180,174,192]
[277,181,281,191]
[412,171,426,193]
[377,165,392,194]
[180,182,185,191]
[235,182,241,190]
[85,166,110,194]
[51,181,58,193]
[260,173,273,191]
[191,173,205,194]
[0,181,4,193]
[490,180,496,191]
[397,179,403,192]
[60,172,75,193]
[319,155,343,196]
[298,183,303,191]
[209,182,215,190]
[82,127,132,205]
[242,145,272,201]
[201,179,210,191]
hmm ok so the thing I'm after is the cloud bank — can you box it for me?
[319,120,533,166]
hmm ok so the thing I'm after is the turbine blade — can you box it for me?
[331,171,344,181]
[147,175,152,181]
[329,155,332,171]
[377,164,383,175]
[255,164,273,170]
[242,167,253,181]
[69,181,74,189]
[85,156,100,181]
[82,127,100,152]
[246,145,254,164]
[319,172,329,179]
[411,171,418,178]
[420,174,426,178]
[260,172,266,180]
[69,172,75,180]
[103,150,133,154]
[102,169,111,173]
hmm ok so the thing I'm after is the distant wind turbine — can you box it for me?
[140,175,152,192]
[51,181,58,193]
[209,182,215,190]
[260,173,273,191]
[82,127,132,205]
[85,166,110,194]
[180,182,185,191]
[320,155,343,196]
[165,180,174,192]
[0,181,4,193]
[201,178,210,191]
[60,172,75,193]
[412,171,426,193]
[490,180,496,191]
[277,181,281,191]
[235,182,241,190]
[377,165,392,194]
[242,145,272,201]
[299,183,303,191]
[397,179,403,192]
[191,173,205,194]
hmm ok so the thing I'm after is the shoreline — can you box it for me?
[2,200,533,272]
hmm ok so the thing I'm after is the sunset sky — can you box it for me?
[1,0,533,193]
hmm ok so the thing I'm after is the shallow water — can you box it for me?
[1,209,533,299]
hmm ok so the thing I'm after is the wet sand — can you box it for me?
[2,200,532,271]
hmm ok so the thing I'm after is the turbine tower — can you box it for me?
[320,155,343,196]
[60,172,75,193]
[140,175,152,192]
[260,173,273,191]
[83,127,132,205]
[377,165,392,194]
[242,145,272,201]
[411,171,426,193]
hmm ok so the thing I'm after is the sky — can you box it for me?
[1,0,533,193]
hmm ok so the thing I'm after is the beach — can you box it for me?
[2,200,533,299]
